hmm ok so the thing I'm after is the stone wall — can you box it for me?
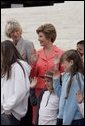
[1,1,84,51]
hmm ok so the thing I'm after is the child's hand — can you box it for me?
[76,90,84,104]
[52,70,60,79]
[53,55,60,73]
[30,77,37,88]
[54,55,60,65]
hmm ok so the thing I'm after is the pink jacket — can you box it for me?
[31,45,63,89]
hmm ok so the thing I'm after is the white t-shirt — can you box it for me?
[1,60,31,120]
[38,91,59,125]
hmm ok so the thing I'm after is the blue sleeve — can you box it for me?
[53,78,61,97]
[63,83,79,125]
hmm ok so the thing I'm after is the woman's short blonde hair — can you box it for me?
[5,19,22,38]
[36,23,57,43]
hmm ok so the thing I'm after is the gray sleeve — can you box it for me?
[25,41,35,64]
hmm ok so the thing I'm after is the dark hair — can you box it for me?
[77,40,84,45]
[1,40,25,80]
[36,23,57,43]
[60,49,84,98]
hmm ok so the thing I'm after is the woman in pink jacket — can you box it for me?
[30,23,63,125]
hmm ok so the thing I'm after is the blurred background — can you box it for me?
[1,1,84,51]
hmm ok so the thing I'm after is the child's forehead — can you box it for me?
[44,77,52,80]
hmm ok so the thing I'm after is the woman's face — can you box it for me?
[10,30,21,44]
[38,32,50,47]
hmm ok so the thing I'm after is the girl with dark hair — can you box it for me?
[53,49,84,125]
[1,40,31,125]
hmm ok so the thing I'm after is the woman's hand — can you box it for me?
[30,50,39,64]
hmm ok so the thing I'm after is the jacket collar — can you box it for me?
[38,45,61,60]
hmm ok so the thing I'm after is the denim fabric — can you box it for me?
[71,118,84,125]
[56,118,84,125]
[1,113,20,125]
